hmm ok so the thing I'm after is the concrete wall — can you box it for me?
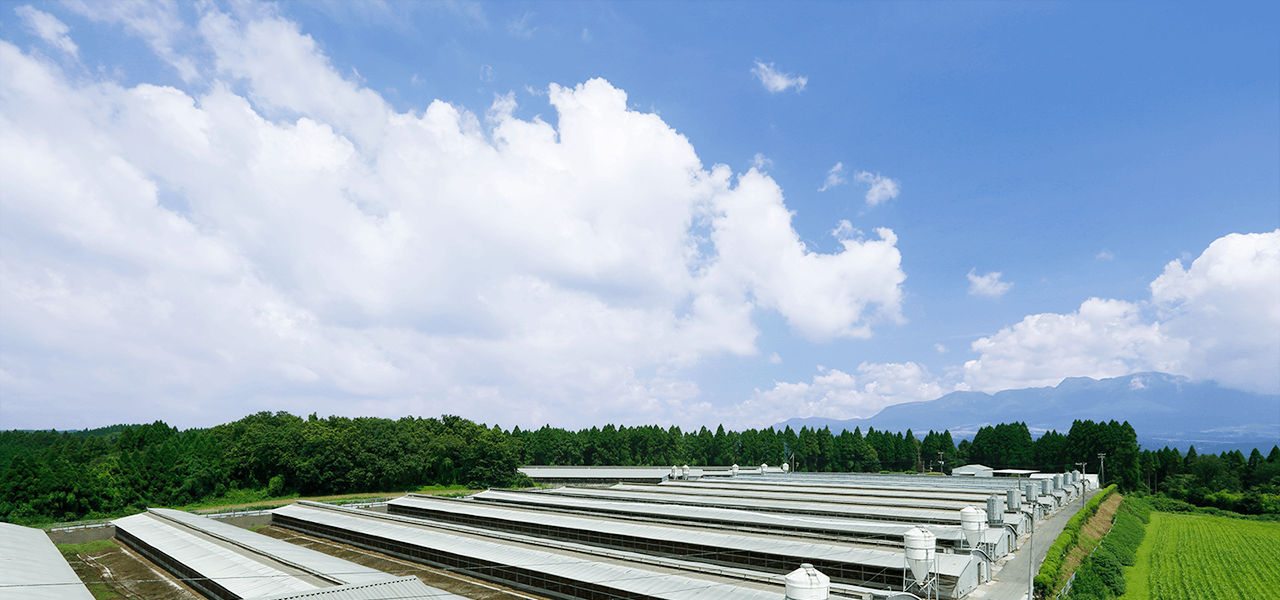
[47,524,116,544]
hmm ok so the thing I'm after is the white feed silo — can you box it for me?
[903,527,937,587]
[986,494,1004,526]
[782,462,791,473]
[1007,487,1021,510]
[960,506,987,548]
[681,464,691,479]
[784,563,830,600]
[731,464,739,476]
[1040,479,1051,495]
[670,465,679,480]
[1025,483,1039,504]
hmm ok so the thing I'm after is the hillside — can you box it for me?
[777,372,1279,452]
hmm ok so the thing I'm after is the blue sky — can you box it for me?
[1,1,1276,432]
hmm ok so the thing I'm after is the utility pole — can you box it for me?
[1076,461,1087,496]
[1027,489,1035,600]
[1098,453,1106,488]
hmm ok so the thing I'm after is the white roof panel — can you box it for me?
[274,503,786,600]
[147,508,394,586]
[255,576,467,600]
[0,522,95,600]
[113,512,319,599]
[473,489,975,544]
[390,495,974,577]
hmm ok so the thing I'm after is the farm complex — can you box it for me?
[15,467,1104,600]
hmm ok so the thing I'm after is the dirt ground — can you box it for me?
[62,540,203,600]
[1060,493,1124,582]
[256,525,550,600]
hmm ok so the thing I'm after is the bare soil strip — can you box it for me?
[63,540,202,600]
[1060,493,1123,587]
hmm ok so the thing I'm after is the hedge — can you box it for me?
[1034,484,1117,597]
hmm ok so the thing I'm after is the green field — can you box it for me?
[1134,512,1280,599]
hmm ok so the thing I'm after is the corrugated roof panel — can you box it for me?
[113,512,319,599]
[613,483,991,511]
[255,576,466,600]
[389,495,974,577]
[545,486,965,524]
[0,522,96,600]
[148,509,394,586]
[473,488,972,542]
[273,503,785,600]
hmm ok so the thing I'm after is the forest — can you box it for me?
[2,412,1277,526]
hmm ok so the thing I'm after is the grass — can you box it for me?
[1135,512,1280,599]
[1118,511,1161,600]
[57,539,127,600]
[56,539,119,556]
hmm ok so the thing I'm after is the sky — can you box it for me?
[1,1,1277,432]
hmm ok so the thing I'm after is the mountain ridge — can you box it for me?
[775,372,1279,454]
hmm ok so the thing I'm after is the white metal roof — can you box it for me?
[254,576,467,600]
[273,503,789,600]
[113,511,319,599]
[148,508,396,587]
[544,486,966,524]
[0,522,95,600]
[657,479,1016,503]
[614,483,995,511]
[473,489,975,543]
[389,495,974,577]
[519,466,677,480]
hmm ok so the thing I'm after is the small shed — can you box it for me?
[951,464,994,477]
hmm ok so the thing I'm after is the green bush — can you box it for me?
[1036,485,1117,596]
[267,474,285,497]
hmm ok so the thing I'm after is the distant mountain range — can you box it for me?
[776,373,1279,454]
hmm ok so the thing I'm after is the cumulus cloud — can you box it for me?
[968,269,1012,298]
[1148,230,1280,393]
[750,153,772,170]
[731,362,946,427]
[15,5,78,57]
[0,8,907,430]
[819,162,845,192]
[962,230,1279,394]
[853,171,900,206]
[752,61,807,93]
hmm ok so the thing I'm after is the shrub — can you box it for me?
[267,474,285,497]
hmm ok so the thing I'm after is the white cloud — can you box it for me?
[750,153,772,170]
[961,230,1279,394]
[507,12,537,38]
[752,61,807,93]
[853,171,900,206]
[0,9,907,430]
[968,269,1012,298]
[769,353,782,364]
[64,0,198,81]
[730,362,946,427]
[819,162,845,191]
[934,343,948,354]
[15,6,78,57]
[1096,250,1114,260]
[1148,230,1280,393]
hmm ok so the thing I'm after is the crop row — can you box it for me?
[1147,513,1280,600]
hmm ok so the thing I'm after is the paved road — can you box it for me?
[967,487,1098,600]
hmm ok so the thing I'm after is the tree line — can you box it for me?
[2,412,1276,526]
